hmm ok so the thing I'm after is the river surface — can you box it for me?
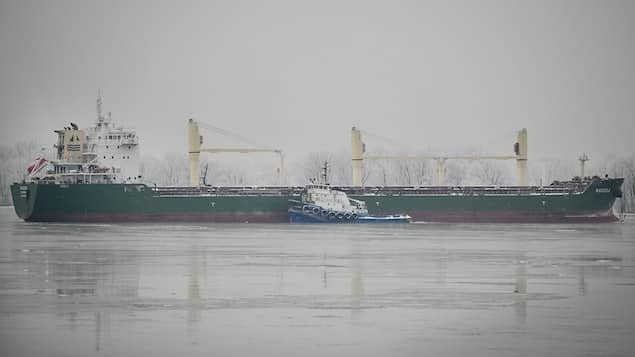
[0,206,634,356]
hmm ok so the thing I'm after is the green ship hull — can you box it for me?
[10,178,624,223]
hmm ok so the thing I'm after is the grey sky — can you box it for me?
[1,0,634,163]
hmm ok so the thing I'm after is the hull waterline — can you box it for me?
[11,178,624,224]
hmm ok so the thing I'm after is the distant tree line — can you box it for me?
[1,142,634,213]
[0,141,44,205]
[608,156,635,213]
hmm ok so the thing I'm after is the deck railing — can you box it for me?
[152,183,587,197]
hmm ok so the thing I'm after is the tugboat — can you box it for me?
[288,162,411,223]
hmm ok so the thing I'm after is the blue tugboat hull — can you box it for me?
[355,215,411,223]
[288,210,410,224]
[289,211,329,223]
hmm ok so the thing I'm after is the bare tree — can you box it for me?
[362,160,389,186]
[395,161,413,185]
[378,161,390,186]
[475,161,506,185]
[445,161,466,186]
[626,159,635,212]
[200,160,222,186]
[610,155,635,212]
[392,160,427,185]
[164,153,189,186]
[540,159,576,185]
[0,141,43,204]
[410,160,429,185]
[141,152,189,186]
[221,168,247,186]
[329,151,352,186]
[302,152,333,184]
[360,162,372,186]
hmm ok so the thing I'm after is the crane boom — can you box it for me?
[364,155,516,161]
[352,127,528,186]
[200,148,281,154]
[188,119,285,186]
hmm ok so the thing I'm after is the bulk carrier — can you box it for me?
[10,97,624,223]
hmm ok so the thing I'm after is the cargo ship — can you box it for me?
[10,96,624,223]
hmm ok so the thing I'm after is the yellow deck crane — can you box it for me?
[351,127,528,186]
[188,119,284,187]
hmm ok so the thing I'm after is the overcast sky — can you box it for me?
[1,0,634,164]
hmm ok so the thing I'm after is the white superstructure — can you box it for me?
[34,93,141,184]
[82,93,140,183]
[303,184,368,215]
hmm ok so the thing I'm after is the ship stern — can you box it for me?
[10,183,37,221]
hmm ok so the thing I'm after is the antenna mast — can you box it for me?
[97,89,104,123]
[322,161,329,185]
[579,153,589,178]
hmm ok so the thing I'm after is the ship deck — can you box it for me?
[152,183,588,197]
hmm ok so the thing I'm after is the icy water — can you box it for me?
[0,207,634,357]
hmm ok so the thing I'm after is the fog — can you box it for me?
[1,0,634,163]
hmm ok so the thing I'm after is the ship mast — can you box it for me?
[579,153,589,178]
[97,89,104,123]
[322,161,329,185]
